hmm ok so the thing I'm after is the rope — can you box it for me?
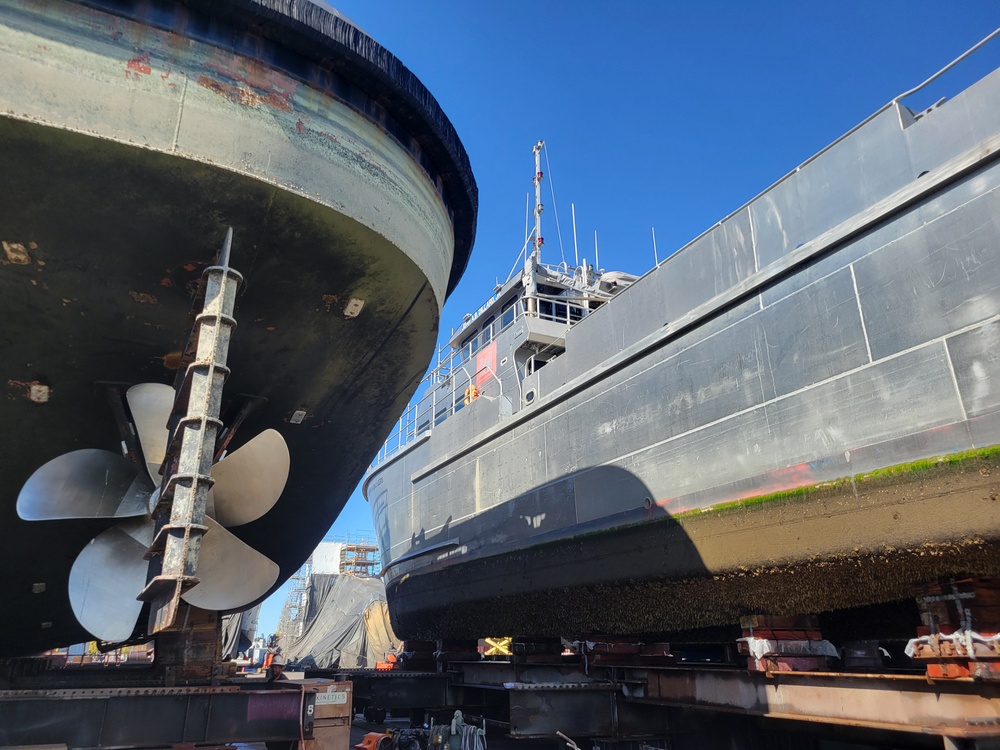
[428,720,485,750]
[460,723,485,750]
[543,145,567,265]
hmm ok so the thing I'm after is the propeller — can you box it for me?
[16,449,150,521]
[17,383,288,643]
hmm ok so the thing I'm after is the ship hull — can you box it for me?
[0,0,475,655]
[368,67,1000,639]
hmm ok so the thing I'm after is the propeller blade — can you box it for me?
[69,518,153,642]
[210,429,289,527]
[127,383,175,484]
[181,516,279,611]
[17,449,149,521]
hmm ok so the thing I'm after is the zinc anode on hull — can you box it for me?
[0,0,476,655]
[368,66,1000,640]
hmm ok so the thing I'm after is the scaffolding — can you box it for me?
[339,538,380,577]
[275,558,311,639]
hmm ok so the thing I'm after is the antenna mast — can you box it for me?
[524,140,545,315]
[571,203,580,268]
[532,140,545,264]
[594,230,600,275]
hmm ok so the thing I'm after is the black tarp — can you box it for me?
[284,574,399,669]
[221,605,260,660]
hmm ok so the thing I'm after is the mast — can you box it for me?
[571,202,580,268]
[524,140,544,316]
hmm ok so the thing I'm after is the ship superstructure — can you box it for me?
[371,141,636,472]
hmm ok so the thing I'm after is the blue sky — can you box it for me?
[256,1,1000,637]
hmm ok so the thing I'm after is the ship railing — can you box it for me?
[453,294,591,364]
[456,362,504,402]
[372,301,559,470]
[371,286,600,471]
[370,358,505,470]
[641,27,1000,281]
[536,260,605,289]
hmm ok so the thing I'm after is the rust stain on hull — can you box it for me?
[125,51,151,78]
[2,241,31,264]
[128,290,158,304]
[7,379,51,404]
[197,74,292,112]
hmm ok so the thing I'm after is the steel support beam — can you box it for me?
[507,682,674,739]
[452,659,589,688]
[640,668,1000,739]
[0,686,314,747]
[348,671,452,712]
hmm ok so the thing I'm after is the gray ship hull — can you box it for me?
[367,65,1000,639]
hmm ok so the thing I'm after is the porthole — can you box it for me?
[643,497,653,510]
[525,389,536,404]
